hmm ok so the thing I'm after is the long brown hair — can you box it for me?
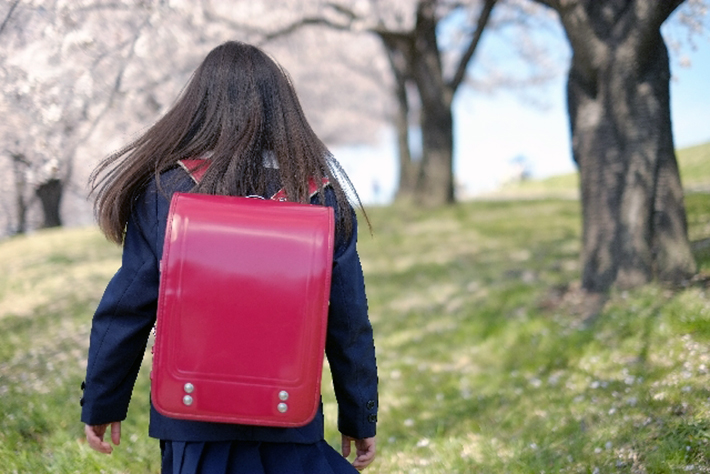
[90,41,365,244]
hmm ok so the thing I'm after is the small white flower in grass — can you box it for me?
[605,441,612,450]
[626,397,638,407]
[608,407,616,415]
[416,438,430,448]
[592,468,600,474]
[682,386,692,393]
[529,443,538,450]
[529,378,542,388]
[404,418,414,427]
[594,447,602,454]
[388,437,396,443]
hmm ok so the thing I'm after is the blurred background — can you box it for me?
[2,0,708,231]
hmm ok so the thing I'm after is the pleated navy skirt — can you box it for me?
[160,439,359,474]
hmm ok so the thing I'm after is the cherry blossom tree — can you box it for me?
[0,1,225,233]
[246,0,543,205]
[0,0,387,234]
[532,0,709,291]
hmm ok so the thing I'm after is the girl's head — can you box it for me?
[167,41,325,182]
[91,41,362,244]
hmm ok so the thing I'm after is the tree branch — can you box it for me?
[83,20,147,139]
[448,0,497,93]
[631,0,686,57]
[200,2,262,37]
[533,0,562,10]
[200,1,359,45]
[641,0,685,30]
[70,3,139,13]
[0,0,21,38]
[537,0,606,82]
[260,16,353,44]
[325,2,357,22]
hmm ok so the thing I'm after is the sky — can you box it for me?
[332,19,710,206]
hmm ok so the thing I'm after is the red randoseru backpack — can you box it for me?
[151,159,334,427]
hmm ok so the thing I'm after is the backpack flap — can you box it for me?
[152,192,335,427]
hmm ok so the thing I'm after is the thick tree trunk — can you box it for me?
[563,4,695,291]
[36,178,63,228]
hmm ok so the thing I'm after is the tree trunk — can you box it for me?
[562,1,695,291]
[410,0,455,206]
[15,187,27,234]
[394,91,419,202]
[416,94,454,205]
[372,0,494,206]
[36,178,63,228]
[11,153,29,234]
[381,32,420,202]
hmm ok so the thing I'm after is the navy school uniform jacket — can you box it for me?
[80,166,378,442]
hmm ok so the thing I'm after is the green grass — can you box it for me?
[2,167,710,472]
[495,141,710,199]
[678,142,710,191]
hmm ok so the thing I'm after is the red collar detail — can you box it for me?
[178,159,209,184]
[270,178,330,201]
[178,159,329,200]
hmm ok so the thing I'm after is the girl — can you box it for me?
[81,41,378,473]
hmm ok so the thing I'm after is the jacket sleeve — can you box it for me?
[324,194,378,439]
[80,187,160,425]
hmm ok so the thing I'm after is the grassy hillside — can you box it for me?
[1,193,710,472]
[678,142,710,191]
[494,141,710,199]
